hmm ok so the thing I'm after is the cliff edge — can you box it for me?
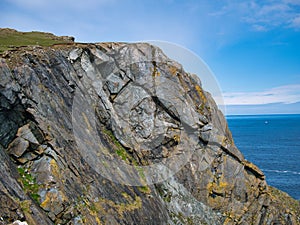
[0,30,299,225]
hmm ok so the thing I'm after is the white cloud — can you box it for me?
[289,15,300,28]
[210,0,300,31]
[7,0,116,11]
[1,0,195,44]
[258,3,290,15]
[252,24,267,31]
[223,84,300,105]
[283,0,300,6]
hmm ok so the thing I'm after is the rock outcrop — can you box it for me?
[0,36,299,224]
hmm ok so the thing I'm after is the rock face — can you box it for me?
[0,41,299,225]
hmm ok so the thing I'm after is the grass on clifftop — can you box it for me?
[0,28,74,53]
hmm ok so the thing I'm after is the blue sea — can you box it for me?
[226,114,300,200]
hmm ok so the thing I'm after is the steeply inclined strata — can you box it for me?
[0,38,299,224]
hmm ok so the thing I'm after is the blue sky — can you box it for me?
[1,0,300,114]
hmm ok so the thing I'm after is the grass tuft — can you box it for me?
[0,28,73,53]
[17,167,41,202]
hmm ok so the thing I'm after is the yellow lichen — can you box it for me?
[195,85,207,103]
[152,65,160,77]
[207,180,228,193]
[75,192,143,222]
[40,189,68,210]
[50,159,61,179]
[82,112,92,131]
[138,186,151,194]
[173,134,180,143]
[90,211,103,225]
[219,181,228,188]
[169,65,177,76]
[40,192,51,209]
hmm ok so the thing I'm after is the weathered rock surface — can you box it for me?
[0,38,299,225]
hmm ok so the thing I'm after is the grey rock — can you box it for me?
[0,38,299,225]
[68,48,82,62]
[32,156,57,185]
[39,188,65,215]
[17,151,38,164]
[16,124,39,145]
[7,137,29,158]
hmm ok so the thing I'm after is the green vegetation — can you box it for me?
[102,128,137,165]
[137,185,151,194]
[102,128,151,192]
[19,200,31,213]
[19,200,38,225]
[17,167,41,202]
[0,28,73,53]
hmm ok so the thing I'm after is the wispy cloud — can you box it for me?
[223,84,300,105]
[210,0,300,31]
[1,0,195,44]
[252,24,268,32]
[283,0,300,6]
[289,15,300,29]
[6,0,116,11]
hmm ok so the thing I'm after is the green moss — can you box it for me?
[17,167,41,202]
[102,128,151,190]
[116,148,128,161]
[19,200,31,213]
[156,185,172,203]
[102,128,138,165]
[163,192,172,203]
[137,185,151,194]
[18,199,37,225]
[136,166,145,179]
[0,28,73,53]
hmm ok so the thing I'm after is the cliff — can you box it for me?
[0,30,299,225]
